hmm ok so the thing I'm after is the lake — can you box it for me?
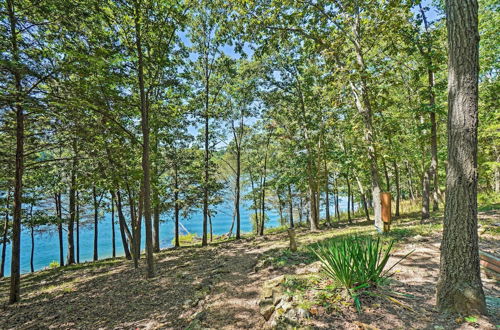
[2,196,349,276]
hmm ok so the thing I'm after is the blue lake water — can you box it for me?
[2,196,349,276]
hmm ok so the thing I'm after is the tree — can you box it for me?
[436,0,486,315]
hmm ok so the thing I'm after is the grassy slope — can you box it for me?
[0,199,498,329]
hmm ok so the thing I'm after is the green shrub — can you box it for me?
[310,236,411,311]
[48,260,59,269]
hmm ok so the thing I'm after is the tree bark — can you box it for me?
[235,144,241,239]
[0,188,11,278]
[30,226,34,273]
[174,164,180,247]
[288,184,294,228]
[153,202,160,253]
[55,193,64,267]
[436,0,486,314]
[113,190,132,260]
[346,172,352,223]
[93,186,99,261]
[334,177,340,222]
[419,4,440,212]
[111,193,116,258]
[134,0,154,277]
[8,0,24,304]
[259,135,271,235]
[348,10,383,232]
[67,142,77,265]
[76,191,80,263]
[393,161,401,217]
[324,161,331,224]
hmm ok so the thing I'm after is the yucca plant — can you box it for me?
[311,236,411,311]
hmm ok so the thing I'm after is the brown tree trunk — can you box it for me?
[259,135,271,235]
[234,121,242,239]
[324,161,331,224]
[288,184,294,228]
[421,169,431,221]
[67,143,77,265]
[334,177,340,222]
[346,173,352,223]
[93,186,99,261]
[113,190,132,260]
[174,164,180,247]
[134,0,154,277]
[348,11,383,232]
[8,0,24,304]
[55,193,64,267]
[76,191,80,263]
[393,161,401,217]
[436,0,486,314]
[111,193,116,258]
[0,188,11,278]
[153,202,160,253]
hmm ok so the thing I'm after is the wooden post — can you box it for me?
[381,192,391,232]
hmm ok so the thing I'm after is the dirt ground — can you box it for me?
[0,210,498,329]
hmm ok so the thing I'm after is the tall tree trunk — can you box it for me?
[355,175,371,222]
[8,0,24,304]
[67,144,77,265]
[346,173,352,223]
[235,147,241,239]
[259,135,271,236]
[382,158,391,192]
[30,226,34,273]
[421,169,431,221]
[111,193,116,258]
[298,196,303,224]
[405,161,416,200]
[333,177,340,222]
[288,184,294,228]
[134,0,154,277]
[153,202,160,253]
[113,190,132,260]
[307,156,319,230]
[495,146,500,193]
[93,186,99,261]
[76,191,80,263]
[174,164,180,247]
[209,212,213,242]
[393,161,401,217]
[419,4,440,212]
[55,193,64,267]
[349,11,383,232]
[324,162,331,224]
[277,191,284,225]
[436,0,486,314]
[0,188,11,278]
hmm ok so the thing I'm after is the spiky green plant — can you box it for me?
[311,236,412,311]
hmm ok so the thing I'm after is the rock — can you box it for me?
[266,275,285,287]
[284,308,298,321]
[296,308,310,319]
[281,302,293,312]
[261,287,274,299]
[260,304,275,321]
[273,292,284,306]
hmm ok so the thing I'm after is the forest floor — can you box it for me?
[0,206,499,329]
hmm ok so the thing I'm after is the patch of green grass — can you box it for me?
[173,233,199,246]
